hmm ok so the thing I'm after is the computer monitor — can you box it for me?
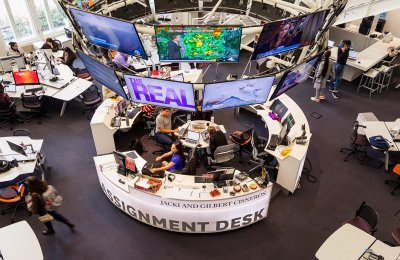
[202,76,275,112]
[154,25,242,62]
[269,99,288,118]
[348,50,359,60]
[0,55,26,72]
[123,74,196,112]
[269,52,323,101]
[13,70,40,86]
[113,151,127,176]
[283,113,295,132]
[42,52,59,75]
[116,99,129,116]
[252,10,329,60]
[76,50,128,100]
[278,122,289,145]
[186,130,200,142]
[6,141,27,156]
[69,8,147,59]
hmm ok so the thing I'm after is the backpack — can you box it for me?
[42,185,63,211]
[368,135,390,150]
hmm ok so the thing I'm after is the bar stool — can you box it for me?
[385,164,400,195]
[357,69,380,98]
[376,64,399,93]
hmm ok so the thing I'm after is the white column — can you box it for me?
[0,33,7,56]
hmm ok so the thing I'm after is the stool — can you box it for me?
[357,69,380,98]
[384,164,400,195]
[375,65,392,93]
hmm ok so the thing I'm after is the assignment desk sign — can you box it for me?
[124,74,196,112]
[97,171,272,233]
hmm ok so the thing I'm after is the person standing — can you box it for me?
[329,40,351,98]
[167,34,182,60]
[311,50,335,102]
[25,176,74,235]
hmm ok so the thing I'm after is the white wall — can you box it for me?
[383,9,400,37]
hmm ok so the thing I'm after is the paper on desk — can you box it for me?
[136,179,151,189]
[5,84,16,92]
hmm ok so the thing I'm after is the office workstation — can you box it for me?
[0,0,400,259]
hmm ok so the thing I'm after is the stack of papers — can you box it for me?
[136,179,151,189]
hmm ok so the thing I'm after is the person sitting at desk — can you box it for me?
[155,107,178,146]
[150,141,186,173]
[56,47,76,67]
[41,38,60,52]
[207,126,228,159]
[0,83,16,116]
[7,42,26,57]
[112,52,133,70]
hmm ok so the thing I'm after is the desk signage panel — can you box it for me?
[97,172,272,233]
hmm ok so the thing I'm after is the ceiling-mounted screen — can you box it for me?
[76,50,128,100]
[124,74,196,112]
[155,25,242,62]
[269,52,323,101]
[251,10,329,60]
[154,0,198,13]
[202,76,276,111]
[69,8,147,59]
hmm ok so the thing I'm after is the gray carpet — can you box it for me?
[0,51,399,259]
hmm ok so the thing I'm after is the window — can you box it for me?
[0,0,68,45]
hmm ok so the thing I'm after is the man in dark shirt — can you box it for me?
[0,84,16,116]
[329,39,351,99]
[207,126,228,160]
[167,34,182,60]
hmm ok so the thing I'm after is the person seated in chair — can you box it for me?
[155,107,178,146]
[7,42,26,57]
[207,126,228,160]
[150,141,186,173]
[56,47,76,67]
[0,83,16,116]
[41,38,60,52]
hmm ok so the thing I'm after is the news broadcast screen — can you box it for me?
[202,76,275,111]
[13,70,40,85]
[252,10,329,60]
[123,74,196,112]
[155,25,242,62]
[70,8,147,59]
[269,53,323,101]
[76,50,128,100]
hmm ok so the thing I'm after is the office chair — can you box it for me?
[229,129,268,163]
[208,144,236,168]
[173,111,191,127]
[0,183,30,223]
[340,121,370,164]
[21,94,51,124]
[384,164,400,195]
[178,148,198,175]
[53,39,63,50]
[392,228,400,245]
[343,201,379,235]
[13,128,31,138]
[81,85,102,119]
[72,59,92,81]
[0,100,20,130]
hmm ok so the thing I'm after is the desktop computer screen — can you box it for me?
[70,8,147,59]
[251,10,329,60]
[269,52,323,101]
[76,50,128,100]
[155,25,242,62]
[202,76,275,111]
[13,70,40,85]
[123,74,196,112]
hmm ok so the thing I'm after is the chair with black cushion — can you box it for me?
[340,121,371,164]
[229,128,253,162]
[53,39,63,50]
[384,164,400,195]
[343,201,379,235]
[13,129,31,138]
[21,94,51,124]
[0,100,19,130]
[179,147,198,175]
[0,183,29,223]
[208,144,236,168]
[81,85,102,119]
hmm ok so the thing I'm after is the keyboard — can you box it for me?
[267,134,279,151]
[185,139,198,145]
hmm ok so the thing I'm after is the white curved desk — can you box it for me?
[247,94,312,194]
[94,151,273,233]
[177,120,226,149]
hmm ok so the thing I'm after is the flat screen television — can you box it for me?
[154,0,198,13]
[154,25,242,62]
[202,76,275,112]
[269,52,323,101]
[69,8,147,59]
[123,74,196,112]
[13,70,40,86]
[251,9,329,60]
[76,50,128,100]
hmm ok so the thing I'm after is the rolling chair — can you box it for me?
[229,128,253,163]
[177,148,198,175]
[384,164,400,195]
[21,94,51,124]
[0,182,29,223]
[53,39,63,50]
[340,121,370,164]
[13,128,31,138]
[207,144,236,169]
[81,85,102,119]
[0,100,20,130]
[342,201,379,235]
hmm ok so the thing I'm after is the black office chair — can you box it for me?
[53,39,63,50]
[81,85,102,119]
[343,201,379,235]
[229,129,268,163]
[13,128,31,137]
[0,100,19,130]
[176,147,197,175]
[340,121,371,164]
[21,94,51,124]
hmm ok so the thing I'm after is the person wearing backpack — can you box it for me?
[25,176,74,235]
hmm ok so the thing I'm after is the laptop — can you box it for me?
[348,50,359,60]
[328,40,334,48]
[185,130,200,146]
[6,140,36,161]
[177,124,190,138]
[201,130,209,142]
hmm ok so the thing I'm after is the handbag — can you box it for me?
[42,185,63,211]
[38,213,54,222]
